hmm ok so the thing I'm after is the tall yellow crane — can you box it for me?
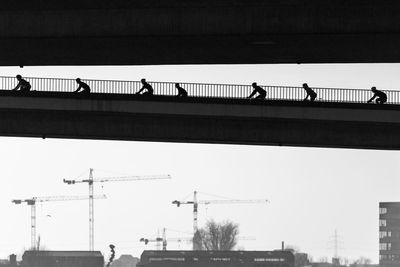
[12,194,106,250]
[63,168,171,251]
[172,191,269,249]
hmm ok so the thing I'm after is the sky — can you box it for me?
[1,63,400,264]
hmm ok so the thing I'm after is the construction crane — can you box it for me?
[141,228,255,251]
[172,191,268,249]
[139,237,164,250]
[140,228,191,251]
[63,168,171,251]
[12,194,106,250]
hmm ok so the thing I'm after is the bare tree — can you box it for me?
[318,257,328,263]
[350,257,372,267]
[195,219,239,250]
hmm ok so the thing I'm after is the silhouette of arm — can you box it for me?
[303,92,310,101]
[247,90,257,98]
[136,87,145,94]
[12,82,21,91]
[74,85,82,93]
[367,94,376,103]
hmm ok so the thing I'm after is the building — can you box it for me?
[0,255,17,267]
[379,202,400,267]
[137,250,294,267]
[111,254,139,267]
[21,250,104,267]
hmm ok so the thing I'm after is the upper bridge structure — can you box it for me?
[1,76,400,150]
[2,0,400,66]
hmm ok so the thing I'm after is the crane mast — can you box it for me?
[193,191,198,234]
[12,194,106,250]
[31,203,36,249]
[89,168,94,251]
[172,191,269,250]
[64,168,171,251]
[140,228,192,251]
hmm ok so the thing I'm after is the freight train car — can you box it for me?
[138,250,294,267]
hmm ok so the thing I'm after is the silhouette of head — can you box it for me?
[175,83,180,87]
[303,83,308,87]
[371,86,377,92]
[76,78,81,83]
[141,78,146,83]
[16,75,22,80]
[252,82,257,87]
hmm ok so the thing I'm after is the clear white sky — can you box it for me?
[2,63,400,264]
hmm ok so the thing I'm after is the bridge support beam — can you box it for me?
[0,96,399,150]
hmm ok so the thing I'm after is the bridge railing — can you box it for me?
[1,76,399,104]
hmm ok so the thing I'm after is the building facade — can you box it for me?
[379,202,400,267]
[21,250,104,267]
[111,255,139,267]
[138,250,294,267]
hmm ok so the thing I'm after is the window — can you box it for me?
[149,257,185,262]
[380,207,388,214]
[380,243,392,251]
[380,219,387,227]
[210,258,231,261]
[380,231,387,238]
[254,258,285,262]
[388,231,392,237]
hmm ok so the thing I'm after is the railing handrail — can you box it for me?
[1,75,399,105]
[3,75,397,93]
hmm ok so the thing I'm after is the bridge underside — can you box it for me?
[5,33,400,66]
[4,109,400,150]
[2,0,400,66]
[1,92,400,150]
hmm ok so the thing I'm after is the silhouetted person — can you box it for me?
[175,83,188,97]
[74,78,90,94]
[367,86,387,104]
[12,75,31,92]
[136,78,154,95]
[302,83,317,102]
[247,82,266,99]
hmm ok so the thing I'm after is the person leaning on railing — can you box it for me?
[175,83,188,97]
[135,78,154,95]
[12,75,31,92]
[247,82,266,100]
[302,83,317,102]
[367,86,387,104]
[74,78,91,94]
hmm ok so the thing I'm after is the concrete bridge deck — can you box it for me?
[0,77,399,149]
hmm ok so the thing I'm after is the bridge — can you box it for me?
[1,76,400,150]
[1,0,400,66]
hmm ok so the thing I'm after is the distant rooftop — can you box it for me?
[23,250,103,257]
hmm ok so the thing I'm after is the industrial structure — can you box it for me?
[137,250,294,267]
[63,168,171,251]
[140,228,192,251]
[12,194,106,250]
[21,250,104,267]
[0,76,397,149]
[172,191,268,249]
[379,202,400,266]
